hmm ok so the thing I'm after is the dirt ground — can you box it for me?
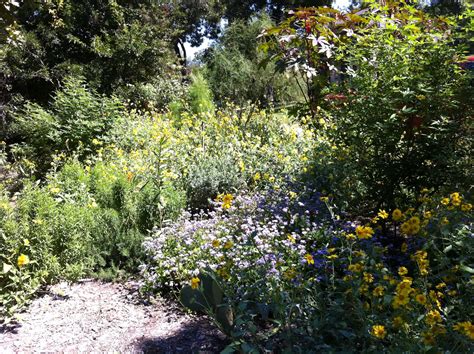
[0,280,227,353]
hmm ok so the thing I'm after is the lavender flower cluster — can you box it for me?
[141,186,334,293]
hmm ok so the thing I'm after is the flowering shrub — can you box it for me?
[142,187,473,352]
[10,77,123,174]
[264,2,473,211]
[0,105,315,322]
[141,186,329,290]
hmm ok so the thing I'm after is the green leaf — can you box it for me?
[179,285,207,313]
[443,245,453,253]
[216,304,234,335]
[460,265,474,274]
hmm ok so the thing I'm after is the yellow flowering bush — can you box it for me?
[144,187,473,352]
[1,104,315,323]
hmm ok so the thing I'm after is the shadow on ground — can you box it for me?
[134,319,228,353]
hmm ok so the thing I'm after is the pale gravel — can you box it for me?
[0,280,226,353]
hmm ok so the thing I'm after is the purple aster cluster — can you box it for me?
[141,185,335,294]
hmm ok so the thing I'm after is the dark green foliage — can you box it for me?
[1,0,178,104]
[10,77,123,172]
[264,2,473,211]
[202,14,302,107]
[180,285,208,312]
[323,14,473,211]
[222,0,331,23]
[136,183,187,233]
[426,0,466,15]
[180,271,233,335]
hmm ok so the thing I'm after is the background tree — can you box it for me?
[201,14,302,107]
[1,0,180,103]
[222,0,331,23]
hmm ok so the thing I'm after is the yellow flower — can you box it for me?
[348,263,363,273]
[253,172,261,181]
[422,331,436,345]
[392,293,410,308]
[127,171,133,182]
[441,197,450,206]
[415,293,427,305]
[392,209,403,221]
[373,285,385,297]
[304,254,314,265]
[424,211,432,219]
[400,222,411,235]
[452,198,461,206]
[319,196,329,203]
[353,250,366,258]
[453,321,474,340]
[398,267,408,276]
[17,254,29,267]
[401,243,408,253]
[222,194,233,209]
[450,192,460,199]
[358,284,369,295]
[393,316,404,328]
[345,233,356,240]
[425,310,442,326]
[363,272,374,283]
[440,217,449,225]
[461,203,472,212]
[414,250,427,260]
[450,192,462,206]
[50,187,61,194]
[326,254,338,261]
[212,239,220,248]
[190,277,200,289]
[378,209,389,219]
[410,223,420,235]
[371,325,386,339]
[224,240,234,249]
[355,225,374,239]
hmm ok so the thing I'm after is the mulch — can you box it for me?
[0,280,227,353]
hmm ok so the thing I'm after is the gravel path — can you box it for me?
[0,280,226,353]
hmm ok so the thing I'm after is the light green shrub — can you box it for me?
[187,71,214,115]
[10,77,123,172]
